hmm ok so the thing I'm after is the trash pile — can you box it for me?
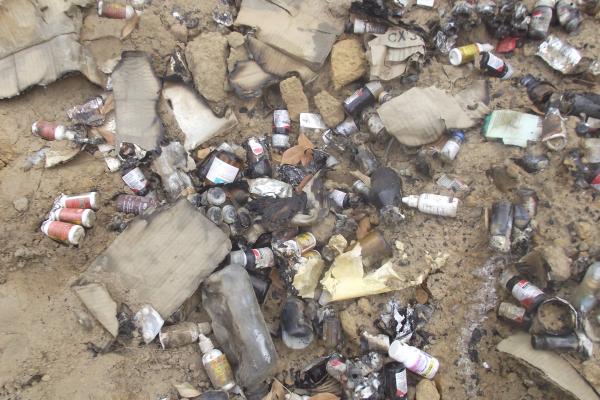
[5,0,600,399]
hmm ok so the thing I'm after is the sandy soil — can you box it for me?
[0,1,599,399]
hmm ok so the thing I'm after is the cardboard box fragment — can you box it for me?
[75,200,231,332]
[73,282,119,337]
[377,86,477,147]
[111,51,163,151]
[483,110,543,148]
[235,0,346,70]
[498,334,600,400]
[367,29,425,81]
[0,0,104,99]
[246,37,318,83]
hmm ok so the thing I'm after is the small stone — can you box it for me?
[41,375,51,382]
[415,287,429,304]
[314,90,345,127]
[575,221,594,241]
[416,379,440,400]
[331,38,366,90]
[357,298,372,314]
[170,22,188,42]
[186,32,229,102]
[228,46,249,72]
[279,76,309,121]
[583,360,600,391]
[227,31,245,48]
[13,197,29,212]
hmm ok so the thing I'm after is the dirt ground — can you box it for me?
[0,1,599,400]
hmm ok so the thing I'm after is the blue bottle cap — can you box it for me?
[451,130,466,143]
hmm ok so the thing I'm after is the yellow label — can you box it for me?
[458,44,479,63]
[206,354,234,389]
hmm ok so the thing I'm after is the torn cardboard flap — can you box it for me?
[367,29,425,81]
[0,0,104,99]
[229,60,278,99]
[111,51,163,151]
[246,37,318,83]
[162,82,238,151]
[73,282,119,337]
[78,199,231,327]
[235,0,346,69]
[498,334,600,400]
[377,86,476,147]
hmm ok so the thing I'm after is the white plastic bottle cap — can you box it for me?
[402,195,419,208]
[449,48,462,66]
[199,334,214,353]
[125,5,136,19]
[478,43,494,52]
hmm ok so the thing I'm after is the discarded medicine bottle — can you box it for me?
[121,166,150,196]
[199,334,236,391]
[97,1,136,19]
[479,52,514,80]
[571,262,600,314]
[500,270,547,311]
[159,322,212,349]
[228,248,275,270]
[116,194,158,215]
[343,81,384,116]
[516,188,537,222]
[388,341,439,379]
[245,137,272,178]
[520,75,555,111]
[346,18,388,34]
[449,43,494,66]
[497,302,532,329]
[197,150,242,185]
[322,310,343,349]
[49,208,96,228]
[531,334,585,353]
[402,193,459,217]
[440,130,465,162]
[41,220,85,246]
[57,192,100,210]
[556,0,582,32]
[272,109,291,151]
[32,121,77,141]
[529,0,555,39]
[489,200,513,253]
[383,362,408,400]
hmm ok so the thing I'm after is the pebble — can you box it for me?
[314,90,344,127]
[13,197,29,212]
[415,379,440,400]
[279,77,309,121]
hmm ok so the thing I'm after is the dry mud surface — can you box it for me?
[0,1,599,399]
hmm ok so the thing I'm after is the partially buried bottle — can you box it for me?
[571,262,600,314]
[199,334,236,391]
[228,247,275,270]
[500,269,547,311]
[520,75,555,111]
[369,167,402,216]
[197,149,243,185]
[245,137,272,178]
[479,52,514,80]
[272,109,291,152]
[388,341,439,379]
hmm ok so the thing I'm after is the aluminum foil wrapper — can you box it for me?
[537,35,582,74]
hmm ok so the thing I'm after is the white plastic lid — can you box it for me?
[199,334,214,353]
[401,195,419,208]
[449,48,462,66]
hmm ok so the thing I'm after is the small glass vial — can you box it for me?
[497,302,532,328]
[489,201,513,253]
[440,130,465,162]
[402,193,459,217]
[272,109,291,151]
[500,270,547,311]
[343,81,384,116]
[479,52,514,80]
[122,166,150,196]
[347,18,388,34]
[449,43,494,66]
[228,248,275,270]
[199,335,236,391]
[388,341,439,379]
[529,0,555,39]
[556,0,582,32]
[383,362,408,400]
[32,121,77,141]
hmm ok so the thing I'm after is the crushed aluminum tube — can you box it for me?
[76,199,231,332]
[134,305,164,344]
[72,282,119,337]
[162,82,238,152]
[377,86,477,147]
[483,110,543,148]
[0,0,105,99]
[537,35,583,75]
[229,60,278,99]
[497,334,600,400]
[248,178,293,198]
[111,51,163,151]
[320,244,400,303]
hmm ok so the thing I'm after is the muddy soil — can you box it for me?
[0,1,599,400]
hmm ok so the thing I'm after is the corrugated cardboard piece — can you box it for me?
[367,29,425,81]
[498,333,600,400]
[235,0,345,70]
[76,200,231,331]
[111,51,163,151]
[0,0,103,98]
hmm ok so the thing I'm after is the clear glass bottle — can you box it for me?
[571,262,600,314]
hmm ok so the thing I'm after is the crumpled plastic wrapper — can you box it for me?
[134,304,164,344]
[537,35,582,75]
